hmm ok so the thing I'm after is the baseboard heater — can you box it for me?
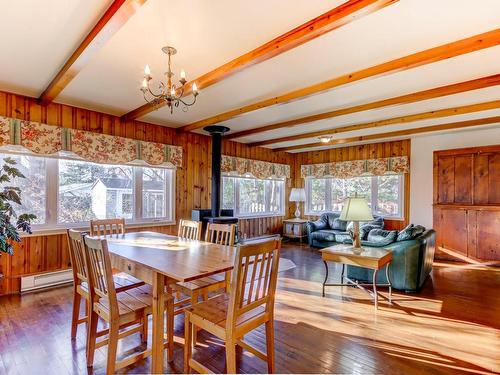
[21,269,73,293]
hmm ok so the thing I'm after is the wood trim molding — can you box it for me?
[38,0,147,105]
[121,0,398,121]
[250,100,500,146]
[274,116,500,152]
[180,28,500,133]
[227,74,500,140]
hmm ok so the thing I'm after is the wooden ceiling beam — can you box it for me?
[273,116,500,152]
[227,74,500,140]
[39,0,147,105]
[181,28,500,133]
[121,0,398,121]
[249,100,500,146]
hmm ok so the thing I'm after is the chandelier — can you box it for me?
[141,46,199,113]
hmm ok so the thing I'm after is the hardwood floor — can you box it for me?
[0,243,498,374]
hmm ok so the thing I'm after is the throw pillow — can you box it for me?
[410,225,426,239]
[367,228,398,244]
[397,224,414,241]
[329,217,347,231]
[347,216,384,232]
[360,224,378,240]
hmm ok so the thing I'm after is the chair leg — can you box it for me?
[71,290,81,339]
[184,313,192,374]
[106,321,119,375]
[265,320,275,373]
[141,313,148,344]
[226,339,237,374]
[86,310,99,367]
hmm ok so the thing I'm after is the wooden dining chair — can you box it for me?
[83,236,174,374]
[184,238,281,374]
[172,223,236,313]
[66,229,145,340]
[90,218,125,237]
[178,219,202,240]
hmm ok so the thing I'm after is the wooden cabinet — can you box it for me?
[433,145,500,262]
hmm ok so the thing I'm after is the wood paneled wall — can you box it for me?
[292,140,411,231]
[0,91,413,295]
[0,91,294,295]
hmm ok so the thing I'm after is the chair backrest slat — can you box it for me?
[90,218,125,237]
[178,219,202,240]
[67,229,89,284]
[83,236,118,315]
[205,223,236,246]
[226,239,281,329]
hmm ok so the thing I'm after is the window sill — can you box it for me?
[304,212,405,221]
[20,220,176,238]
[236,214,285,220]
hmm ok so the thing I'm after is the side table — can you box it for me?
[283,218,308,243]
[320,244,393,309]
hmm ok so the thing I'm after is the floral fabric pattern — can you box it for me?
[70,130,137,164]
[301,156,409,178]
[21,121,63,154]
[0,116,10,146]
[221,155,290,179]
[0,116,182,167]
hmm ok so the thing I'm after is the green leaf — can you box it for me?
[2,165,25,179]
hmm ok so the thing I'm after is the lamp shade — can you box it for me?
[289,188,306,202]
[339,197,373,221]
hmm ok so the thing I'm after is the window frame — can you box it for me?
[1,150,176,234]
[304,175,405,219]
[222,175,285,219]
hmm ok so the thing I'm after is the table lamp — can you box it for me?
[339,197,373,250]
[289,188,306,218]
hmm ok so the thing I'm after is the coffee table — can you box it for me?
[320,244,393,309]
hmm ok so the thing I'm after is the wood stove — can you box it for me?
[192,125,238,236]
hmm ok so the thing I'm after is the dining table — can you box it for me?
[105,231,236,373]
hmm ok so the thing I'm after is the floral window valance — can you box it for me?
[301,156,409,179]
[221,155,290,179]
[0,116,182,167]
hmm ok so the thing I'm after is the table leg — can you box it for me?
[372,269,378,310]
[152,272,165,373]
[341,264,345,284]
[166,279,174,362]
[385,264,392,304]
[322,261,329,297]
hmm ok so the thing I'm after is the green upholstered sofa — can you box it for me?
[306,212,384,248]
[306,213,436,292]
[346,229,436,292]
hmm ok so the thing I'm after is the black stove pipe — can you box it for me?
[204,125,230,218]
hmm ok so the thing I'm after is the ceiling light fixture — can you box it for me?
[319,135,333,143]
[141,46,199,113]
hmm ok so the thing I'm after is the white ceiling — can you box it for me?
[0,0,499,152]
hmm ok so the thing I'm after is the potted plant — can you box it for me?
[0,157,36,280]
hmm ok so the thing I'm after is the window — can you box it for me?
[58,159,134,223]
[305,175,404,218]
[142,168,168,219]
[0,153,47,225]
[222,176,285,217]
[0,151,175,231]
